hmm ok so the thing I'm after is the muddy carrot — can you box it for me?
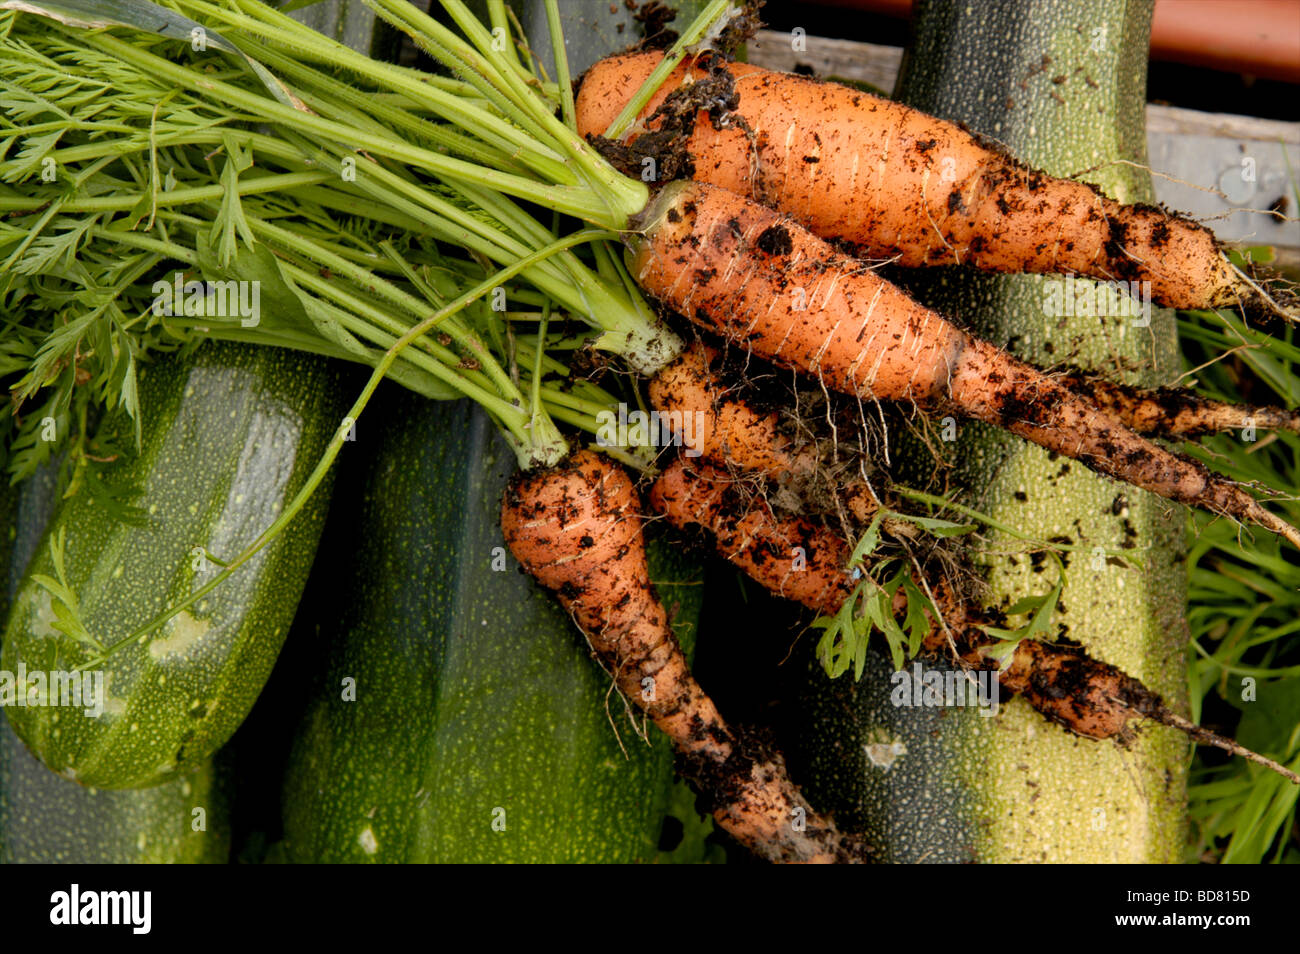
[648,340,883,523]
[652,344,1298,521]
[1059,372,1300,439]
[648,454,859,613]
[652,344,1300,527]
[120,2,1296,545]
[126,4,1294,543]
[500,449,868,862]
[578,51,1290,316]
[629,180,1300,548]
[648,456,1300,782]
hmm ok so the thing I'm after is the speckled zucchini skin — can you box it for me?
[1,342,345,790]
[794,0,1188,862]
[1,464,231,862]
[0,724,230,862]
[281,390,701,863]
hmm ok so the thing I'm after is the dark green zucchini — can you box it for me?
[0,723,231,863]
[281,389,702,863]
[1,342,346,790]
[1,463,231,862]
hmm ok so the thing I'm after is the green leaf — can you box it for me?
[1226,245,1275,268]
[80,463,149,527]
[221,131,254,174]
[899,574,933,660]
[30,525,104,652]
[210,155,257,268]
[193,240,312,334]
[848,509,887,567]
[1236,679,1300,760]
[11,213,96,275]
[905,514,977,538]
[0,0,307,110]
[1005,592,1049,617]
[813,582,863,679]
[1023,575,1064,640]
[981,638,1022,672]
[977,576,1063,660]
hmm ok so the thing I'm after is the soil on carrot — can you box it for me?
[1058,368,1300,439]
[586,52,752,187]
[657,336,898,533]
[651,447,1188,747]
[1237,274,1300,337]
[756,224,794,256]
[649,392,1300,781]
[674,721,876,863]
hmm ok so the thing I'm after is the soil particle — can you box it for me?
[756,224,794,256]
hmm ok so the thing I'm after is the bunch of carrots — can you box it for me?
[3,0,1298,862]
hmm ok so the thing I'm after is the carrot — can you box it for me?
[1059,371,1300,440]
[500,449,868,862]
[153,2,1293,546]
[650,343,1298,515]
[578,51,1287,316]
[629,180,1300,549]
[649,455,1300,783]
[147,3,1294,550]
[648,340,883,523]
[1001,638,1296,783]
[648,454,858,614]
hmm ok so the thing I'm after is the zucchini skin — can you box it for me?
[281,391,702,863]
[1,465,230,862]
[1,342,345,789]
[0,726,231,863]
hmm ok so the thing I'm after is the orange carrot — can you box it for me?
[650,343,1300,534]
[649,456,1300,782]
[578,51,1280,314]
[1001,637,1296,782]
[500,449,868,862]
[649,344,1297,523]
[1059,371,1300,439]
[648,455,858,615]
[648,340,882,523]
[628,180,1300,548]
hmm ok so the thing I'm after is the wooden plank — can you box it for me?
[1144,104,1299,143]
[746,29,902,93]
